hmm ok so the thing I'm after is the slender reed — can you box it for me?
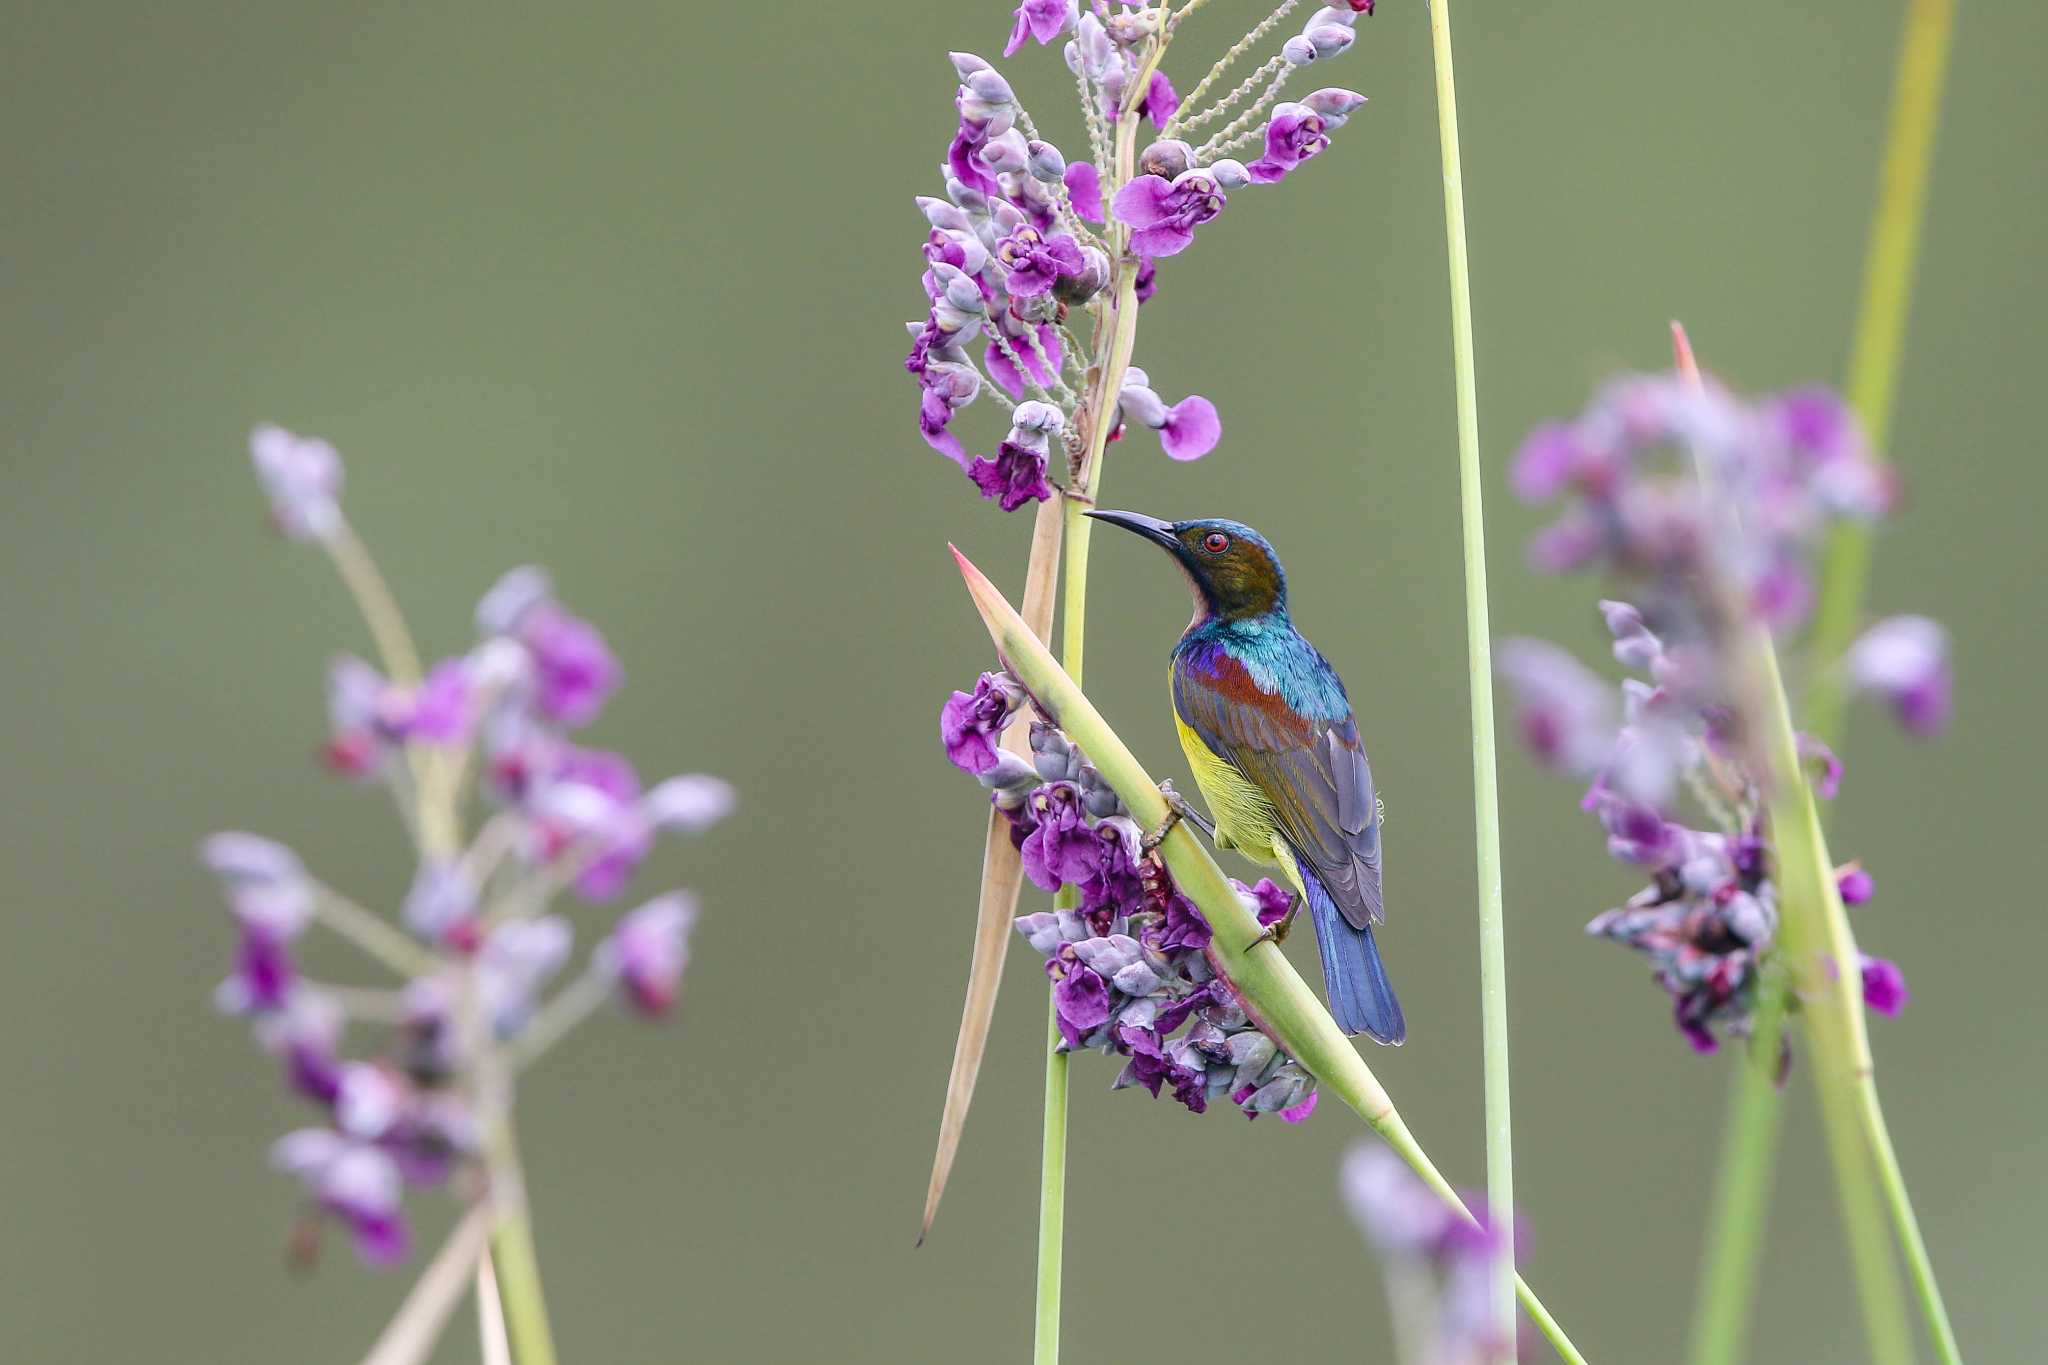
[1033,19,1169,1357]
[1807,0,1957,745]
[1687,4,1958,1358]
[1423,0,1518,1351]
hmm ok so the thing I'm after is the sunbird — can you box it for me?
[1087,511,1405,1044]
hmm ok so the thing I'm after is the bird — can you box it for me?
[1086,510,1404,1044]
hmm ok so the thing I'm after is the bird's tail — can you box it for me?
[1301,864,1405,1045]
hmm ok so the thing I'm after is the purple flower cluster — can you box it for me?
[943,675,1317,1122]
[213,426,730,1265]
[904,9,1375,507]
[1341,1145,1515,1365]
[1500,374,1934,1055]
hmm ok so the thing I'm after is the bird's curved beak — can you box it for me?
[1085,509,1179,552]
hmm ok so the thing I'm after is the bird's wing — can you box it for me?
[1173,654,1383,927]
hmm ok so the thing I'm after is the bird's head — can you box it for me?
[1086,511,1287,621]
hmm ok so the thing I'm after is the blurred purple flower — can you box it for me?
[1497,638,1617,777]
[272,1129,410,1267]
[1844,615,1951,736]
[600,893,700,1016]
[518,605,621,729]
[1837,864,1874,905]
[249,424,343,541]
[1860,954,1910,1017]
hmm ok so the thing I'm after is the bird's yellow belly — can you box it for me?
[1174,713,1302,893]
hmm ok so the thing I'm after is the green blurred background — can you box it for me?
[4,3,2041,1361]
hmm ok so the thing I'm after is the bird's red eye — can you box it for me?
[1202,531,1230,554]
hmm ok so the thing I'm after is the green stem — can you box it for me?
[487,1123,559,1365]
[1804,0,1956,745]
[1857,1075,1964,1364]
[1686,973,1791,1365]
[1424,1,1517,1353]
[1751,634,1957,1362]
[1033,993,1070,1365]
[1813,1060,1915,1365]
[1029,13,1167,1350]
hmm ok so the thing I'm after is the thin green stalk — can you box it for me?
[486,1123,559,1365]
[1857,1077,1963,1363]
[1424,1,1517,1353]
[1813,1060,1915,1365]
[1686,973,1791,1365]
[1033,992,1070,1365]
[1030,16,1166,1353]
[1752,634,1958,1363]
[1805,0,1956,745]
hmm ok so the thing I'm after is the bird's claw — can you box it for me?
[1142,782,1193,851]
[1245,902,1302,953]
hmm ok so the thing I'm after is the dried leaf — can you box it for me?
[920,496,1062,1244]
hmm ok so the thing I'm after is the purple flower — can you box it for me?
[203,832,316,1014]
[1020,781,1103,891]
[1302,86,1368,128]
[940,671,1028,775]
[1844,615,1951,736]
[476,917,573,1036]
[527,746,651,900]
[518,604,621,728]
[982,317,1063,400]
[272,1129,410,1266]
[401,861,477,946]
[968,444,1055,511]
[600,893,700,1016]
[1137,70,1179,127]
[1111,170,1226,258]
[1837,864,1874,905]
[1004,0,1072,56]
[1063,161,1104,223]
[1246,103,1330,183]
[256,990,345,1104]
[403,658,475,744]
[917,359,982,464]
[249,424,343,541]
[643,774,737,833]
[1497,638,1618,776]
[1116,376,1221,460]
[1860,954,1910,1016]
[1052,958,1113,1046]
[994,226,1088,299]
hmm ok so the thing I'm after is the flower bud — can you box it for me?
[1054,245,1110,305]
[917,195,973,233]
[1306,23,1355,57]
[1117,382,1168,429]
[931,263,986,315]
[1137,138,1195,179]
[982,128,1030,175]
[1303,87,1368,126]
[1027,139,1067,183]
[1281,34,1318,64]
[1207,158,1251,189]
[1105,8,1159,45]
[1307,6,1359,27]
[1010,400,1065,441]
[948,51,994,82]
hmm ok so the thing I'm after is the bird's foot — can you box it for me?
[1245,901,1302,953]
[1143,782,1212,850]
